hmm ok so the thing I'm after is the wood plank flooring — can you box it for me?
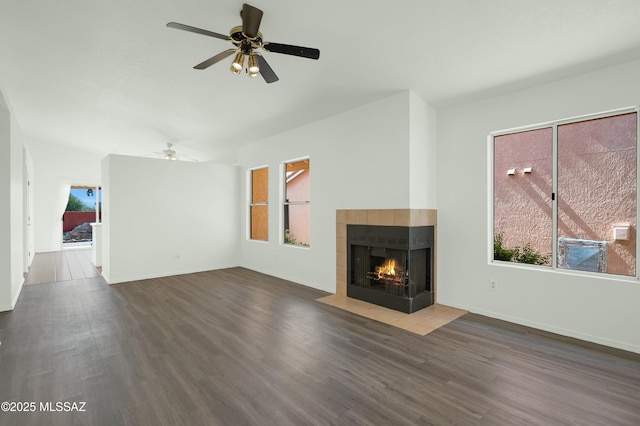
[1,267,640,425]
[24,249,99,284]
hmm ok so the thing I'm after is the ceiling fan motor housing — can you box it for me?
[230,26,263,50]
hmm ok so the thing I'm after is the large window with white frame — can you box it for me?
[492,108,638,277]
[283,158,310,247]
[249,167,268,241]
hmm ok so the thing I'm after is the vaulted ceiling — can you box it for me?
[2,0,640,162]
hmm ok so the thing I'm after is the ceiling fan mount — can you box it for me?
[167,3,320,83]
[229,26,262,51]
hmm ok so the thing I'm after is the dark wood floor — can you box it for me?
[1,267,640,425]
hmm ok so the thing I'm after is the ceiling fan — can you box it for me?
[152,143,197,161]
[160,143,179,160]
[167,3,320,83]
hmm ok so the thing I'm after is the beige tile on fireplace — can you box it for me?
[410,209,437,226]
[393,209,410,226]
[316,295,467,336]
[366,209,380,225]
[354,209,368,225]
[336,236,346,255]
[378,209,395,226]
[347,210,358,225]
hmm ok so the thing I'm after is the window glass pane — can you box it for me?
[494,128,552,266]
[284,159,310,246]
[252,168,268,204]
[284,203,310,246]
[285,160,310,203]
[557,113,637,276]
[250,167,268,241]
[250,205,268,241]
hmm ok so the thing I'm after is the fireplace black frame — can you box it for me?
[347,225,434,313]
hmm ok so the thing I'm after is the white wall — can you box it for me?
[101,154,239,284]
[0,91,12,311]
[409,91,438,209]
[437,59,640,353]
[23,148,34,270]
[10,103,25,308]
[0,90,28,311]
[26,138,103,253]
[237,91,426,293]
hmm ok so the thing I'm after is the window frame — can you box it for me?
[248,165,269,242]
[281,157,311,248]
[489,106,640,280]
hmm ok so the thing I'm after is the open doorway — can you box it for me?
[62,186,101,249]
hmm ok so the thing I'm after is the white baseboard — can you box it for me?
[241,265,334,294]
[105,264,240,285]
[11,280,23,309]
[1,279,25,312]
[442,301,640,355]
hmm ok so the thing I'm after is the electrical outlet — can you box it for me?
[490,280,497,291]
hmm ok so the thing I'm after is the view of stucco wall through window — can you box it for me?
[494,112,637,276]
[284,159,310,246]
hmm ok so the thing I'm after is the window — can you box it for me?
[249,167,268,241]
[493,128,553,266]
[492,109,637,277]
[283,159,310,246]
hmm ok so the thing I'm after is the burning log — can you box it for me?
[363,257,415,297]
[365,271,403,283]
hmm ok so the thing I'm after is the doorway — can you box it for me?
[62,186,101,249]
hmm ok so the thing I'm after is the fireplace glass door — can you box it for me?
[347,225,433,313]
[351,246,428,298]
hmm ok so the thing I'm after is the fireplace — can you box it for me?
[347,225,434,313]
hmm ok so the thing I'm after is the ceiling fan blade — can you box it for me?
[241,4,263,38]
[167,22,230,41]
[256,55,279,83]
[194,49,236,70]
[263,42,320,60]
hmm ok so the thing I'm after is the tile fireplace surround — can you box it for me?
[321,208,467,335]
[335,209,438,298]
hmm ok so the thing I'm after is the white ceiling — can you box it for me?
[2,0,640,162]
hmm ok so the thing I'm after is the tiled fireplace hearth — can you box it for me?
[336,209,437,305]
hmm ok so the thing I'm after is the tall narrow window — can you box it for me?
[284,159,310,246]
[250,167,268,241]
[492,109,638,278]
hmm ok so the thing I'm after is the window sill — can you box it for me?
[283,243,311,250]
[490,259,639,283]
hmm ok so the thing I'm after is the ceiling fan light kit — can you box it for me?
[247,54,260,77]
[230,51,245,73]
[162,143,178,160]
[167,3,320,83]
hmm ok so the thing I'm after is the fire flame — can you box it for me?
[375,259,397,278]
